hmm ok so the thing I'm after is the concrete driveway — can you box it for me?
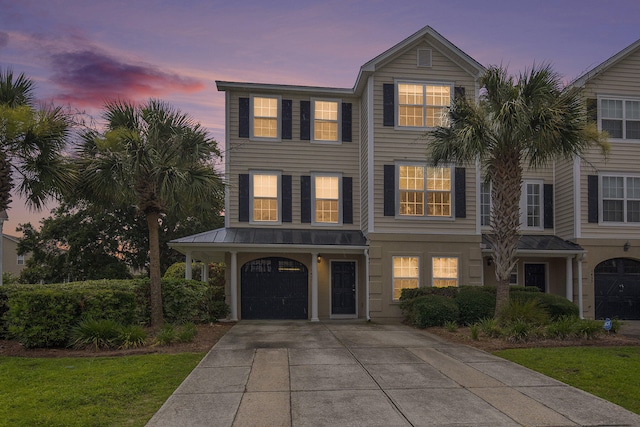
[147,320,640,427]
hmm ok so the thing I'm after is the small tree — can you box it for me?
[428,65,606,316]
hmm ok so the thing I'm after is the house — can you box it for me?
[170,26,640,321]
[2,234,29,278]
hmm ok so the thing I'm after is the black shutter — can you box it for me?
[301,175,311,223]
[239,98,249,138]
[544,184,553,228]
[455,167,466,218]
[282,175,292,222]
[588,175,599,223]
[300,101,311,140]
[384,165,395,216]
[239,174,249,222]
[343,176,353,224]
[342,103,352,142]
[586,98,598,124]
[383,83,394,127]
[454,86,466,100]
[282,100,292,140]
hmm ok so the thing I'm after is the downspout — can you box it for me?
[577,253,585,319]
[365,248,370,321]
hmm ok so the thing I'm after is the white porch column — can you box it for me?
[565,256,573,301]
[230,251,238,321]
[185,252,192,280]
[577,255,584,319]
[311,252,319,322]
[202,263,209,282]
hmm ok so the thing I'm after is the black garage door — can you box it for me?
[595,258,640,320]
[241,257,308,319]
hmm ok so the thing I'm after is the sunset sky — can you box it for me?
[1,0,639,235]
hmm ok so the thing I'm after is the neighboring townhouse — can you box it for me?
[2,234,29,277]
[170,26,640,321]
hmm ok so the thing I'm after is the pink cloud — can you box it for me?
[49,49,204,107]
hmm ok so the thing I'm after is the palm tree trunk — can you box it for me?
[147,211,163,328]
[489,149,522,317]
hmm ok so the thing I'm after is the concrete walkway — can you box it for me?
[147,320,640,427]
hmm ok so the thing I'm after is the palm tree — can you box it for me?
[428,64,605,316]
[0,68,71,284]
[76,99,224,327]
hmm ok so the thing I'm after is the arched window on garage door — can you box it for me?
[595,258,640,320]
[241,257,308,319]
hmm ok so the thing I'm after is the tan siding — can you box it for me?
[582,48,640,96]
[360,84,369,234]
[371,39,479,235]
[554,158,575,239]
[226,90,361,229]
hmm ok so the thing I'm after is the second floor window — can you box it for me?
[313,100,339,142]
[398,82,451,128]
[313,174,340,224]
[601,175,640,223]
[252,96,280,139]
[600,98,640,140]
[522,181,542,229]
[17,254,24,266]
[398,165,451,217]
[480,182,491,227]
[252,172,280,222]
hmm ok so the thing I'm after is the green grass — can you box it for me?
[494,346,640,415]
[0,353,204,427]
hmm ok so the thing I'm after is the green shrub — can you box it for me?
[574,319,603,339]
[444,320,458,332]
[154,324,177,346]
[70,318,122,350]
[477,317,502,338]
[399,286,459,301]
[498,299,549,327]
[406,294,459,328]
[469,324,479,340]
[118,324,147,349]
[505,319,533,342]
[176,322,198,343]
[455,287,496,325]
[510,290,578,319]
[545,315,579,339]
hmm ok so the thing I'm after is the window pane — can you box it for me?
[315,200,339,223]
[393,257,419,300]
[626,121,640,140]
[626,101,640,120]
[425,86,450,107]
[314,101,337,120]
[603,177,624,198]
[601,99,623,118]
[602,119,623,138]
[426,167,451,191]
[427,192,451,216]
[400,191,424,215]
[399,106,424,127]
[254,198,278,221]
[603,200,624,222]
[254,118,277,138]
[400,166,425,190]
[253,174,278,197]
[627,177,640,199]
[315,176,339,198]
[627,201,640,223]
[398,84,423,105]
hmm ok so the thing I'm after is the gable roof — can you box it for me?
[571,38,640,87]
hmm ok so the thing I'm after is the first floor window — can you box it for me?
[252,173,279,222]
[432,257,458,287]
[398,165,451,217]
[602,175,640,223]
[314,174,340,223]
[393,256,419,300]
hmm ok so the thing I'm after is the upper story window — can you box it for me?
[312,99,340,142]
[251,95,280,140]
[601,174,640,223]
[600,98,640,140]
[432,257,458,287]
[393,256,419,300]
[313,173,341,224]
[251,172,280,223]
[397,82,451,128]
[521,180,543,230]
[398,165,451,217]
[17,254,24,266]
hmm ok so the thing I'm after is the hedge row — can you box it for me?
[399,285,579,328]
[0,278,229,348]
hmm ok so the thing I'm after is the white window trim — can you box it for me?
[311,98,342,144]
[598,95,640,141]
[392,255,421,301]
[520,179,544,231]
[394,79,454,130]
[250,94,282,141]
[311,172,342,226]
[249,170,282,225]
[395,162,454,220]
[17,254,25,266]
[432,256,459,288]
[599,172,640,225]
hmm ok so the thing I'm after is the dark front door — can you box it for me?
[331,261,356,315]
[241,257,308,320]
[595,258,640,320]
[524,263,546,293]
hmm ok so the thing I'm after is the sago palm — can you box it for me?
[76,99,223,327]
[429,64,605,316]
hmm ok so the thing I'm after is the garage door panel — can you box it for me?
[241,257,308,320]
[595,258,640,320]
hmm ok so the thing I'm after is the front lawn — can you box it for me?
[0,353,204,427]
[494,346,640,415]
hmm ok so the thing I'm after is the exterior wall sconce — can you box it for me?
[624,241,630,252]
[487,257,493,266]
[317,255,322,263]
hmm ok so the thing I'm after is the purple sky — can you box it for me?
[1,0,639,235]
